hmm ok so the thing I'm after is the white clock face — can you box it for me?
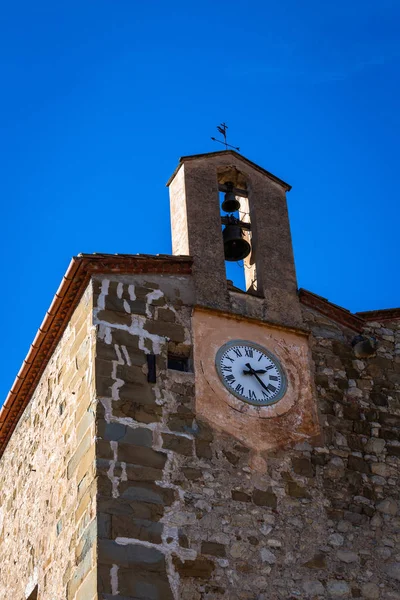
[215,340,287,406]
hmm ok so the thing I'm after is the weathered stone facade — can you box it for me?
[92,276,400,600]
[1,268,399,599]
[0,284,97,599]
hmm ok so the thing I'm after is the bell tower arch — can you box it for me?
[167,150,302,328]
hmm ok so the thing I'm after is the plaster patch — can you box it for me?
[128,284,136,301]
[99,398,113,423]
[117,283,123,299]
[97,279,110,310]
[145,289,164,317]
[121,345,132,366]
[110,564,119,595]
[107,441,120,498]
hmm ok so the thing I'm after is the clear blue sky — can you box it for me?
[1,0,399,402]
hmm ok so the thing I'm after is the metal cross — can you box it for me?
[211,123,240,151]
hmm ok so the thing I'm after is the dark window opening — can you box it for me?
[168,354,190,372]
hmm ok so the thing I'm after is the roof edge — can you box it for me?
[0,254,192,458]
[356,307,400,322]
[299,289,365,332]
[166,150,292,191]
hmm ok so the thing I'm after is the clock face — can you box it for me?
[215,340,287,406]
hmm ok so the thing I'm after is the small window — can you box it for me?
[168,354,190,372]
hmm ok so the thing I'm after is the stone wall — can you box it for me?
[93,275,400,600]
[0,284,97,600]
[92,274,196,600]
[2,269,398,600]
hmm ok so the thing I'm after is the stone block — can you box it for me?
[182,467,202,480]
[116,364,147,385]
[98,513,111,538]
[162,433,193,456]
[145,319,185,342]
[223,450,240,465]
[67,549,94,599]
[291,457,314,477]
[347,455,371,474]
[98,539,166,571]
[112,399,162,423]
[195,440,212,459]
[387,444,400,457]
[172,555,215,578]
[124,463,164,482]
[303,553,327,569]
[118,483,165,504]
[286,481,310,499]
[232,490,251,502]
[116,444,167,469]
[96,339,118,361]
[112,516,163,543]
[118,381,156,404]
[253,488,277,507]
[201,542,226,557]
[68,430,93,479]
[75,568,97,600]
[97,309,132,326]
[167,410,195,433]
[97,420,126,441]
[118,569,174,600]
[98,564,112,594]
[157,308,176,322]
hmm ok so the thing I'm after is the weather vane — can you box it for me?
[211,123,240,152]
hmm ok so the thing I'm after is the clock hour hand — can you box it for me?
[243,368,267,375]
[244,363,269,392]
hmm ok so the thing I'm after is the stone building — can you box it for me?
[0,150,399,600]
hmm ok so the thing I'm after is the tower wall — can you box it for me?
[168,152,302,328]
[0,284,97,600]
[92,274,400,600]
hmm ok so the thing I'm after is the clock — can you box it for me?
[215,340,287,407]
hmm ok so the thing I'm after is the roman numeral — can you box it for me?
[258,353,263,362]
[267,384,277,392]
[235,384,244,395]
[233,348,242,358]
[226,374,236,383]
[222,366,232,372]
[244,347,253,358]
[262,391,270,399]
[270,375,279,381]
[248,390,257,400]
[226,355,234,363]
[265,365,274,371]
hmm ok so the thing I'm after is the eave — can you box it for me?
[0,253,192,458]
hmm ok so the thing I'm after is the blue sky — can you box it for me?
[1,0,399,402]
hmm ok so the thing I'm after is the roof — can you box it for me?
[166,150,292,191]
[0,253,192,457]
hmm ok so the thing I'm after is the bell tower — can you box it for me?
[167,150,302,328]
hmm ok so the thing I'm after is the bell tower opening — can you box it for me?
[217,170,256,294]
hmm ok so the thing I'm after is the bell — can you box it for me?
[221,182,240,213]
[223,222,251,261]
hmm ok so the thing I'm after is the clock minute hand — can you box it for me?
[244,363,270,392]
